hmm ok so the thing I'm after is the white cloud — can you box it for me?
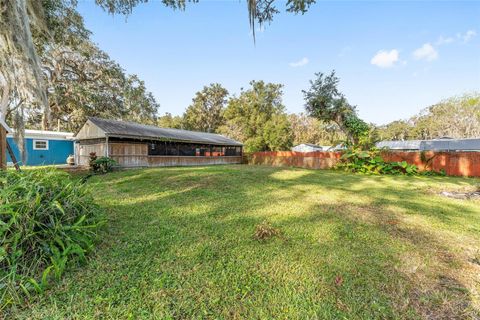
[370,49,399,68]
[435,36,454,45]
[289,57,309,67]
[413,43,438,61]
[458,29,477,43]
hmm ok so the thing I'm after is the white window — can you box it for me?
[33,140,49,150]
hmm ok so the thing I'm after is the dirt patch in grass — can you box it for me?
[380,221,479,318]
[439,190,480,200]
[331,200,480,318]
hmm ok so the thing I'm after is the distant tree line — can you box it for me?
[158,73,360,152]
[1,0,316,132]
[1,0,476,153]
[377,93,480,140]
[160,73,479,152]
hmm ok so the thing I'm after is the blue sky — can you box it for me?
[77,0,480,125]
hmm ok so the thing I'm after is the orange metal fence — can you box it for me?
[248,151,480,177]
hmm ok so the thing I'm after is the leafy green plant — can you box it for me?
[89,152,117,174]
[0,169,104,310]
[93,157,117,174]
[89,152,99,172]
[337,147,444,176]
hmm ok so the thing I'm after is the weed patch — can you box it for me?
[0,169,104,311]
[253,221,282,241]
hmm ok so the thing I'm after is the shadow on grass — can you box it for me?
[16,165,480,319]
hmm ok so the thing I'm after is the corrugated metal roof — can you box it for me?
[303,143,322,148]
[420,138,480,151]
[87,117,243,146]
[8,129,73,140]
[377,138,480,151]
[292,144,329,152]
[376,140,422,150]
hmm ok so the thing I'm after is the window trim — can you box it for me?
[33,139,49,150]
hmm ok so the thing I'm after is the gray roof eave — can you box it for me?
[104,133,243,146]
[85,117,243,146]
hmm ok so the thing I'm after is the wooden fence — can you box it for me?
[248,151,480,177]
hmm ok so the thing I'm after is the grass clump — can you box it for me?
[253,221,281,241]
[0,169,104,311]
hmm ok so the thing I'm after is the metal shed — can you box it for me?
[377,138,480,152]
[292,143,330,152]
[420,138,480,151]
[75,117,243,167]
[376,140,422,151]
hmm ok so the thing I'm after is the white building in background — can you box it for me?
[376,138,480,151]
[292,143,331,152]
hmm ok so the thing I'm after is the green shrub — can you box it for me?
[89,152,117,174]
[89,152,99,172]
[94,157,117,173]
[0,169,104,309]
[337,148,444,176]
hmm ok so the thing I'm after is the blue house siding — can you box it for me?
[6,137,74,166]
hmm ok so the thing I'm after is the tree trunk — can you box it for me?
[0,127,6,170]
[334,114,355,146]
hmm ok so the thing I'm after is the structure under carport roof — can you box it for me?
[377,138,480,152]
[75,117,243,167]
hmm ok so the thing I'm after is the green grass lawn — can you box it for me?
[16,165,480,319]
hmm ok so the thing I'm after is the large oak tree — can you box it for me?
[220,80,293,152]
[183,83,228,133]
[303,71,370,146]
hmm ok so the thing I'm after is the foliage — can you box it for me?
[93,157,117,174]
[0,0,48,122]
[288,113,345,147]
[183,83,228,133]
[377,120,412,141]
[337,147,445,176]
[378,93,480,140]
[262,114,293,151]
[88,152,116,173]
[88,152,99,172]
[157,112,184,129]
[303,71,371,146]
[11,166,479,318]
[342,113,372,147]
[0,168,103,310]
[96,0,316,39]
[0,0,315,135]
[338,148,418,175]
[28,39,159,133]
[220,80,293,152]
[1,0,160,136]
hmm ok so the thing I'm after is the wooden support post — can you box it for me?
[0,126,6,170]
[105,136,109,157]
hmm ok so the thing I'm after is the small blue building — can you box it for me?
[7,130,74,166]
